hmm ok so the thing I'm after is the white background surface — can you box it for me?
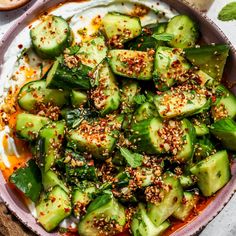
[0,0,236,235]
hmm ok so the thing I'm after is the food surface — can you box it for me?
[0,1,234,236]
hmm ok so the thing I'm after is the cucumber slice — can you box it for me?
[133,102,159,122]
[175,119,196,163]
[173,192,199,221]
[39,121,65,172]
[131,203,170,236]
[18,80,69,111]
[67,119,118,159]
[102,12,142,47]
[30,15,72,59]
[91,60,120,116]
[16,113,50,141]
[42,170,69,194]
[210,118,236,151]
[194,123,209,136]
[78,192,126,236]
[211,85,236,121]
[190,150,231,197]
[46,59,91,90]
[166,15,199,48]
[70,90,87,108]
[120,80,140,113]
[154,84,209,119]
[179,175,195,189]
[195,70,215,88]
[77,35,108,69]
[72,183,96,217]
[185,44,229,80]
[36,186,71,232]
[147,173,183,226]
[108,49,154,80]
[153,46,191,91]
[130,118,165,154]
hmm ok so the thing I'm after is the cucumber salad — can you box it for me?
[3,1,236,236]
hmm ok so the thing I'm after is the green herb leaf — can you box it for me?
[120,147,143,168]
[9,160,42,202]
[152,33,174,42]
[66,45,80,55]
[134,94,147,105]
[218,2,236,21]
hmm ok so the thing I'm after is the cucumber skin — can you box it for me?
[36,186,71,232]
[130,118,164,155]
[30,16,73,59]
[18,80,70,111]
[166,15,199,48]
[46,60,91,90]
[190,150,231,197]
[16,113,50,141]
[147,173,183,226]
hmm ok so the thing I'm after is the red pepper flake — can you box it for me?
[64,208,71,213]
[18,44,23,49]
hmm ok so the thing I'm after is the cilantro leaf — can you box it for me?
[218,2,236,21]
[66,45,80,55]
[120,147,143,168]
[152,33,174,42]
[134,94,147,105]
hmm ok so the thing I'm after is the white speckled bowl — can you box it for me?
[0,0,236,235]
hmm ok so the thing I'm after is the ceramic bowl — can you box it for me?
[0,0,31,11]
[0,0,236,235]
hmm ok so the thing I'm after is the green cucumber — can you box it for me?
[70,90,87,108]
[131,203,170,236]
[78,192,126,236]
[154,84,209,119]
[42,170,69,194]
[211,85,236,121]
[108,49,154,80]
[173,192,199,221]
[175,119,196,163]
[39,121,65,172]
[130,118,165,154]
[91,60,120,116]
[133,102,159,122]
[102,12,141,47]
[18,80,69,111]
[76,35,108,69]
[36,186,71,232]
[153,46,191,91]
[30,15,72,58]
[16,113,50,141]
[166,15,199,48]
[67,119,118,159]
[190,150,231,197]
[120,80,140,113]
[46,59,91,90]
[185,44,229,80]
[147,173,183,226]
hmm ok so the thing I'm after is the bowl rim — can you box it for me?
[0,1,236,236]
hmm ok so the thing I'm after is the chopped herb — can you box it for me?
[67,45,80,55]
[218,2,236,21]
[120,147,143,168]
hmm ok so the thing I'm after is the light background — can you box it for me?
[0,0,236,235]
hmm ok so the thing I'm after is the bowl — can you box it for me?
[0,0,236,235]
[0,0,31,11]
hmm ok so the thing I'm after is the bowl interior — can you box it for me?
[0,1,236,236]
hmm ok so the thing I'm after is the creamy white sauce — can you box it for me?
[0,0,177,224]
